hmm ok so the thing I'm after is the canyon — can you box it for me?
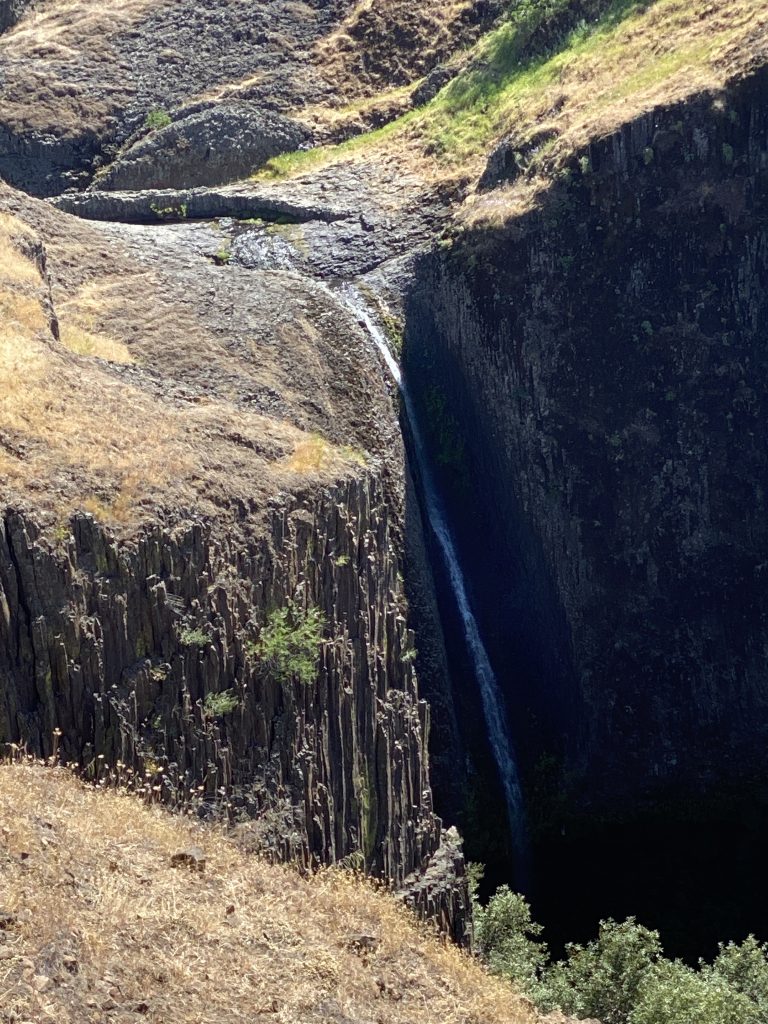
[1,2,768,1015]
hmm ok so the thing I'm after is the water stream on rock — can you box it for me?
[337,282,530,884]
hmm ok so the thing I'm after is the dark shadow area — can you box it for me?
[532,791,768,962]
[400,64,768,960]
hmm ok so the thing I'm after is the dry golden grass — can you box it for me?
[314,0,475,102]
[282,434,367,476]
[0,0,155,134]
[0,226,190,525]
[58,323,134,364]
[0,215,38,284]
[56,281,136,364]
[0,762,538,1024]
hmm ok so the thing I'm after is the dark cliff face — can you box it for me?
[404,67,768,950]
[0,475,469,942]
[0,0,28,32]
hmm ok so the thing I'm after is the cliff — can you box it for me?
[4,0,768,972]
[0,182,470,940]
[404,63,768,946]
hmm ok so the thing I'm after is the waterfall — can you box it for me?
[338,283,530,882]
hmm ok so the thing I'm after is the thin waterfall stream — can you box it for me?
[337,282,530,883]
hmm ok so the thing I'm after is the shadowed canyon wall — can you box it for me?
[404,66,768,956]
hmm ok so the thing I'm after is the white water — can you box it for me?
[338,283,529,876]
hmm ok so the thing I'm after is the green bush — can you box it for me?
[473,889,768,1024]
[630,960,760,1024]
[710,937,768,1014]
[179,627,209,648]
[203,689,240,717]
[144,109,172,131]
[541,918,663,1022]
[474,886,549,994]
[252,601,324,685]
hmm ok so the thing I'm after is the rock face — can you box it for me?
[96,104,311,191]
[0,474,470,942]
[405,66,768,823]
[0,0,341,195]
[0,0,30,32]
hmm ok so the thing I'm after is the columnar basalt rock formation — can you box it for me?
[405,65,768,821]
[0,475,470,940]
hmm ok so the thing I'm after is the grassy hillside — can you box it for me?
[263,0,767,211]
[0,186,383,530]
[0,762,540,1024]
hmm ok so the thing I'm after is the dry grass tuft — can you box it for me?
[58,323,135,363]
[0,214,40,284]
[0,762,538,1024]
[282,433,367,476]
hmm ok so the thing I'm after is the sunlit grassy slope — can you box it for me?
[0,203,372,528]
[260,0,766,189]
[0,762,539,1024]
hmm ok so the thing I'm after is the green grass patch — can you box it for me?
[255,111,417,180]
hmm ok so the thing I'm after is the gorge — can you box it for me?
[1,1,768,1018]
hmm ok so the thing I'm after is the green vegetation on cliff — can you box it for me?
[252,601,325,685]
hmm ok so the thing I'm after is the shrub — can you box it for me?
[252,601,324,685]
[630,960,760,1024]
[474,886,549,995]
[179,627,209,648]
[710,936,768,1014]
[144,109,172,131]
[540,918,663,1022]
[150,201,188,220]
[204,690,240,717]
[474,897,768,1024]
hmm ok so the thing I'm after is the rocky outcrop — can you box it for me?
[96,104,311,192]
[52,185,353,224]
[0,474,470,942]
[0,125,101,197]
[405,65,768,817]
[401,825,469,945]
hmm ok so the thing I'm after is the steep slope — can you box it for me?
[398,2,768,956]
[0,0,501,194]
[0,761,539,1024]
